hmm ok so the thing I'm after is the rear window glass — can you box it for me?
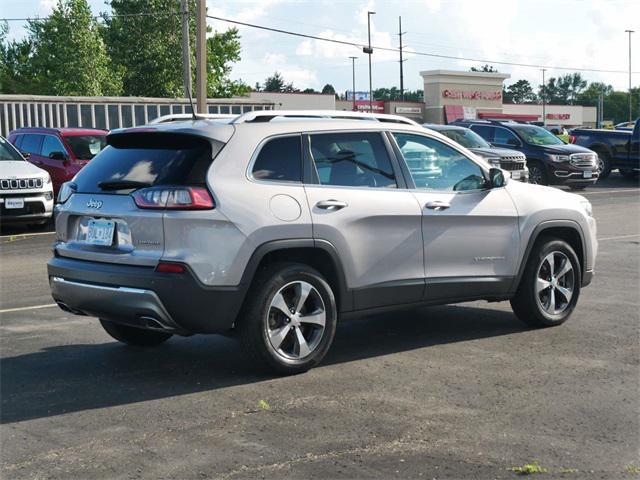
[73,133,223,193]
[65,135,107,160]
[252,136,302,182]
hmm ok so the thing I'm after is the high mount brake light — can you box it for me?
[131,186,214,210]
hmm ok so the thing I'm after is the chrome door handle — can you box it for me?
[425,201,450,211]
[316,199,348,210]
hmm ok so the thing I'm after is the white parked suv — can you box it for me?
[0,135,54,227]
[48,111,597,374]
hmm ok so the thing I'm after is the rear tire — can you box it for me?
[510,238,581,328]
[596,151,612,179]
[527,161,548,185]
[237,262,337,375]
[99,319,172,346]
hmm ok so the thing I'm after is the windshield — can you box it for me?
[439,128,491,149]
[510,125,564,146]
[0,136,24,161]
[65,135,107,160]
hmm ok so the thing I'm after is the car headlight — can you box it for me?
[580,200,593,217]
[546,154,571,162]
[57,182,76,204]
[44,174,52,185]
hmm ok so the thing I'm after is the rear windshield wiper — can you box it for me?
[98,180,152,191]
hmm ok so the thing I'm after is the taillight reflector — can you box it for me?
[568,135,577,144]
[156,262,186,274]
[132,186,214,210]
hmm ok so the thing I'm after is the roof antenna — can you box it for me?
[186,83,197,121]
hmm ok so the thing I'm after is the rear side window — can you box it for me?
[470,125,494,142]
[73,133,223,193]
[21,134,43,155]
[251,135,302,182]
[309,132,397,188]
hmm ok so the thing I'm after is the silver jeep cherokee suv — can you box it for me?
[48,111,597,374]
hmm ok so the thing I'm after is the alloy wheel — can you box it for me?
[529,166,544,185]
[535,251,575,316]
[264,281,326,361]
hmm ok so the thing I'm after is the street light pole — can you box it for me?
[365,11,376,113]
[349,56,358,112]
[625,29,634,123]
[541,68,547,126]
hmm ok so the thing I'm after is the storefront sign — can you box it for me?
[347,91,370,101]
[354,100,385,112]
[442,89,502,100]
[463,106,477,120]
[546,113,570,120]
[395,106,422,114]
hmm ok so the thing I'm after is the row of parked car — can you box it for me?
[0,115,638,228]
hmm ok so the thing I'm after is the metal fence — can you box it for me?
[0,95,275,137]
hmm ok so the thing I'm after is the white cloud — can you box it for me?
[264,53,287,65]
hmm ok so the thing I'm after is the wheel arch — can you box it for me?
[513,220,587,293]
[239,239,352,312]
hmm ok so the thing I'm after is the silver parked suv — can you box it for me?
[48,111,598,374]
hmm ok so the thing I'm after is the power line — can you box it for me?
[206,14,639,75]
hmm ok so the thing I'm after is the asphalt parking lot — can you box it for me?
[1,176,639,479]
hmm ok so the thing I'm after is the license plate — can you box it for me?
[86,219,115,246]
[5,198,24,209]
[583,170,592,178]
[511,172,521,180]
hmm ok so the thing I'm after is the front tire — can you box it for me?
[596,151,612,179]
[511,238,581,328]
[237,263,337,375]
[99,319,173,346]
[527,161,548,185]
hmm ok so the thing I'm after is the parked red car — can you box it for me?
[8,128,108,195]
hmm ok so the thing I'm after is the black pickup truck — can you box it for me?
[569,119,639,178]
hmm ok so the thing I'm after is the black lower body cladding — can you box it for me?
[47,256,246,334]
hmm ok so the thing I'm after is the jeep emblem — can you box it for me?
[86,199,103,209]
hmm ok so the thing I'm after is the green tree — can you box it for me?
[539,77,562,104]
[470,64,498,72]
[576,82,613,106]
[321,84,335,94]
[3,0,121,95]
[263,71,296,92]
[556,73,587,105]
[504,79,536,104]
[206,28,250,98]
[302,88,317,93]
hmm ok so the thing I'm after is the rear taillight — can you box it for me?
[156,262,187,274]
[131,186,214,210]
[568,135,577,144]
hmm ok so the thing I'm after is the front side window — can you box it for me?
[393,133,486,192]
[439,128,491,149]
[252,136,302,182]
[309,132,396,188]
[469,125,494,142]
[41,135,66,158]
[493,128,520,146]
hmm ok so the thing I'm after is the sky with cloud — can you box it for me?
[5,0,639,94]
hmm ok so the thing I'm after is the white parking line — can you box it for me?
[598,233,640,241]
[0,231,55,240]
[0,304,57,314]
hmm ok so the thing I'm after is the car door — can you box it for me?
[389,131,520,302]
[303,130,424,310]
[40,134,71,193]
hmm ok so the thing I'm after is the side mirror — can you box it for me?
[49,151,67,161]
[489,168,506,188]
[506,138,520,147]
[20,150,31,160]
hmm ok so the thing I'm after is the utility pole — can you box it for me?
[195,0,207,114]
[364,11,375,112]
[349,56,357,111]
[625,29,634,123]
[180,0,192,100]
[541,68,547,126]
[398,16,406,101]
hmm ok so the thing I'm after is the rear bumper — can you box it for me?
[47,256,246,334]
